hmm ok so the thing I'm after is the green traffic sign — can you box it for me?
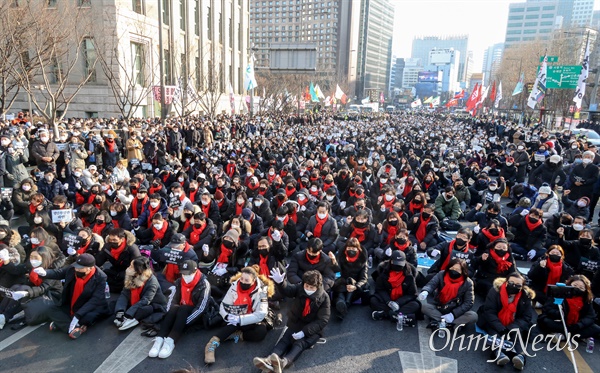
[537,65,581,89]
[540,56,559,63]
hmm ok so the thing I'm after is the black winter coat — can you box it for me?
[477,278,534,335]
[279,282,330,337]
[287,250,335,291]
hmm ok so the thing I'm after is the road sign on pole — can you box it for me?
[539,65,582,89]
[540,56,559,63]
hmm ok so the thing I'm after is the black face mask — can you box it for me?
[388,220,398,226]
[354,221,367,229]
[390,264,404,272]
[258,249,269,257]
[184,213,193,219]
[346,249,358,258]
[223,240,235,249]
[580,238,592,247]
[528,217,539,224]
[489,228,500,236]
[506,284,521,295]
[448,269,462,280]
[96,220,105,225]
[487,212,498,219]
[75,271,88,279]
[396,237,407,245]
[421,212,431,219]
[455,238,467,247]
[548,254,562,263]
[495,249,508,257]
[239,282,252,291]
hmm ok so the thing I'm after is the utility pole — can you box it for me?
[158,0,166,125]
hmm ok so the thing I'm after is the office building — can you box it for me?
[401,58,423,89]
[411,35,469,83]
[482,43,504,85]
[389,57,405,93]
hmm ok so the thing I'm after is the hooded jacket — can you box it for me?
[287,250,335,291]
[421,270,474,318]
[95,231,140,273]
[279,281,330,337]
[219,272,274,326]
[115,268,167,317]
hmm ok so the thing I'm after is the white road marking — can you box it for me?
[398,322,458,373]
[93,330,154,373]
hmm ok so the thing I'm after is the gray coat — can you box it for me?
[421,270,475,318]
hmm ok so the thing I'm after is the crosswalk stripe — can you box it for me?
[93,330,153,373]
[0,324,44,352]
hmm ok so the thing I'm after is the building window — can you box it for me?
[540,21,553,26]
[163,0,170,25]
[524,22,538,27]
[131,42,145,86]
[523,29,536,34]
[508,15,523,20]
[526,7,540,11]
[180,0,186,30]
[542,5,555,11]
[541,13,554,18]
[196,56,201,89]
[207,6,212,40]
[47,0,57,7]
[194,0,199,35]
[85,112,98,118]
[132,0,144,14]
[218,12,223,44]
[506,30,522,35]
[525,14,539,19]
[208,59,214,90]
[78,0,91,6]
[83,37,96,82]
[164,49,172,84]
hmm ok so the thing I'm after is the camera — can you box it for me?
[547,284,576,299]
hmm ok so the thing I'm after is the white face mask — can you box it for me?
[577,200,587,208]
[110,210,117,216]
[489,186,497,191]
[231,224,240,229]
[150,202,159,208]
[201,199,209,206]
[237,198,244,204]
[22,185,31,191]
[182,273,195,283]
[317,213,327,220]
[31,237,40,244]
[277,216,286,222]
[380,178,387,184]
[573,223,584,231]
[254,200,262,207]
[247,173,253,177]
[298,195,306,201]
[30,259,42,268]
[1,140,10,146]
[517,146,524,150]
[506,162,513,166]
[310,187,318,192]
[153,223,163,230]
[572,145,578,149]
[385,194,394,201]
[583,158,592,164]
[40,136,49,143]
[269,171,275,176]
[74,172,82,178]
[178,177,184,182]
[326,195,335,201]
[304,288,316,296]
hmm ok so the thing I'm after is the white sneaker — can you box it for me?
[158,337,175,359]
[113,319,124,328]
[148,337,164,358]
[0,314,5,330]
[118,318,139,331]
[534,302,543,309]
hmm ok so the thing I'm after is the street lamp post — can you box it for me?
[158,0,166,126]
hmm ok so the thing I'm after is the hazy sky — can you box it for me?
[391,0,600,71]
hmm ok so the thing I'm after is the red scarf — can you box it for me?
[388,270,405,301]
[565,297,585,325]
[546,259,563,289]
[481,227,505,242]
[313,214,328,238]
[350,226,368,242]
[87,193,98,205]
[525,215,542,231]
[77,239,92,255]
[303,298,311,317]
[110,240,127,260]
[146,205,161,227]
[415,215,431,243]
[258,187,267,196]
[393,240,410,252]
[29,269,43,286]
[92,222,106,236]
[298,197,308,206]
[424,180,433,191]
[130,279,147,305]
[71,266,96,316]
[149,185,162,195]
[323,181,334,192]
[189,189,198,203]
[285,187,296,197]
[235,202,244,215]
[402,182,413,198]
[267,173,276,183]
[105,139,115,152]
[217,243,233,264]
[259,253,270,276]
[489,249,513,273]
[408,200,422,214]
[386,225,399,244]
[180,270,202,306]
[152,222,168,241]
[29,203,37,215]
[438,272,464,304]
[131,196,148,219]
[345,250,359,263]
[498,282,522,327]
[189,222,206,245]
[306,251,320,265]
[226,163,236,177]
[309,189,320,197]
[383,197,396,210]
[112,218,120,229]
[233,281,257,314]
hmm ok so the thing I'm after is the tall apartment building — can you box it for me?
[11,0,250,118]
[482,42,504,85]
[401,58,423,89]
[411,35,469,83]
[504,0,594,48]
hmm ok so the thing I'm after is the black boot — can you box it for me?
[335,294,348,319]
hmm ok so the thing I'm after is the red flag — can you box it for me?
[445,98,458,107]
[465,83,479,111]
[454,90,465,99]
[490,81,497,103]
[303,86,311,101]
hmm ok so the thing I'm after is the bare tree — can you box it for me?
[9,0,97,135]
[93,10,155,122]
[196,58,224,119]
[171,45,202,118]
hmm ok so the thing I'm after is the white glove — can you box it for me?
[430,249,440,258]
[418,291,428,301]
[67,247,77,256]
[381,206,387,212]
[212,262,228,276]
[75,182,81,190]
[527,249,536,260]
[520,209,529,217]
[385,248,392,257]
[69,317,79,333]
[226,314,241,326]
[11,291,28,301]
[473,225,480,234]
[300,206,306,212]
[33,267,47,276]
[271,230,281,242]
[63,183,69,190]
[269,267,285,284]
[340,201,346,209]
[442,313,455,323]
[202,244,210,256]
[292,331,305,340]
[0,248,9,263]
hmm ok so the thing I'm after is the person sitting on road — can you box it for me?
[287,237,335,292]
[253,270,330,373]
[407,203,440,252]
[473,238,517,297]
[148,260,212,359]
[376,228,417,267]
[303,201,339,254]
[113,257,167,332]
[370,251,419,324]
[527,245,574,307]
[34,253,110,339]
[419,258,478,331]
[94,228,140,294]
[508,207,547,261]
[476,273,534,371]
[330,237,369,320]
[204,265,274,365]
